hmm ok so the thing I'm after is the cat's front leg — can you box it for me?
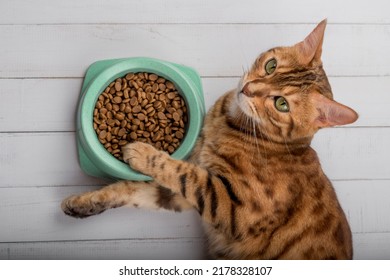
[61,180,192,218]
[123,142,232,224]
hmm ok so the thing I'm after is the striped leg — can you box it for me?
[123,142,239,229]
[61,180,192,218]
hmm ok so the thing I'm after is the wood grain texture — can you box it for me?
[2,232,388,260]
[0,128,388,188]
[0,238,206,260]
[0,185,204,243]
[0,76,388,132]
[0,180,388,260]
[0,0,388,24]
[0,25,389,78]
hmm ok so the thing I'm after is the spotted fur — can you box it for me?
[62,20,357,259]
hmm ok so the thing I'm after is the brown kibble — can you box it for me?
[124,106,132,113]
[113,96,122,104]
[141,99,149,108]
[125,73,134,80]
[115,112,125,121]
[157,112,167,120]
[153,100,162,109]
[94,71,188,161]
[165,135,173,143]
[175,131,184,139]
[118,128,127,137]
[172,112,181,122]
[99,130,107,140]
[149,74,158,81]
[112,104,120,112]
[166,81,175,90]
[152,83,159,92]
[132,105,142,113]
[159,83,166,91]
[121,120,128,128]
[167,92,176,99]
[130,132,137,140]
[138,113,146,121]
[167,146,175,154]
[143,131,151,138]
[130,96,138,106]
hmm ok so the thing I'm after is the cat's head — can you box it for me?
[233,19,358,145]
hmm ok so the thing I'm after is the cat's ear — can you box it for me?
[295,19,327,64]
[311,93,358,128]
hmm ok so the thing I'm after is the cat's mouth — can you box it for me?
[236,91,261,122]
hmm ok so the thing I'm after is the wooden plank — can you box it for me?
[0,76,386,132]
[0,78,81,132]
[335,180,390,234]
[0,132,107,188]
[311,127,390,181]
[0,127,389,188]
[0,238,206,260]
[0,180,389,243]
[0,185,204,243]
[0,232,388,260]
[0,181,389,259]
[353,232,390,260]
[1,233,388,260]
[0,0,388,24]
[0,24,389,78]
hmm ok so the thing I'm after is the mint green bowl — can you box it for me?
[77,57,205,181]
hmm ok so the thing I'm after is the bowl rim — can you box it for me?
[78,57,203,180]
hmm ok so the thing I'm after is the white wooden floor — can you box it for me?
[0,0,389,260]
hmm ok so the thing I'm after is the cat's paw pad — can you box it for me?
[61,195,106,218]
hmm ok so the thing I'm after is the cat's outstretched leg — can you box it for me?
[123,142,234,225]
[61,181,192,218]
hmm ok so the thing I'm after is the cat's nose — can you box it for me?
[240,83,254,98]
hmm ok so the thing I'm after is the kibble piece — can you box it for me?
[166,81,175,90]
[115,112,125,121]
[99,130,107,140]
[175,131,184,139]
[167,146,175,154]
[157,112,167,120]
[138,113,146,121]
[125,73,134,80]
[132,105,142,113]
[129,132,138,140]
[118,128,127,137]
[149,74,158,81]
[152,83,159,92]
[113,96,122,104]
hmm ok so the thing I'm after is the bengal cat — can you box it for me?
[62,20,358,259]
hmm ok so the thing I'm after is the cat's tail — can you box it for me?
[61,181,192,218]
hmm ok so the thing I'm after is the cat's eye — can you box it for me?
[274,96,289,112]
[265,58,277,75]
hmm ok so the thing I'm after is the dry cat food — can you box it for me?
[93,72,188,161]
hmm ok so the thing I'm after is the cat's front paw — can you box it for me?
[122,142,165,174]
[61,194,107,218]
